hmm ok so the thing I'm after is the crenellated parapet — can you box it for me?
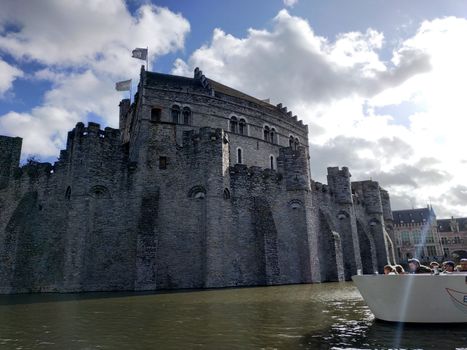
[275,102,307,128]
[60,122,121,162]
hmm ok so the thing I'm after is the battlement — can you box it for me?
[275,103,306,128]
[58,122,122,164]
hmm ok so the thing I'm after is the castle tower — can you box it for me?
[352,180,389,273]
[327,167,362,279]
[0,136,22,190]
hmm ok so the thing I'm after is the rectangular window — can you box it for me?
[427,246,437,257]
[402,232,410,245]
[151,108,161,122]
[159,156,167,169]
[413,232,421,244]
[443,247,449,257]
[426,234,434,243]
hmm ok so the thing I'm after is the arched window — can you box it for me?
[237,147,243,164]
[188,185,206,199]
[182,107,191,125]
[230,116,238,133]
[263,126,270,141]
[294,137,300,150]
[270,155,275,170]
[171,105,180,124]
[223,188,231,200]
[239,118,247,135]
[270,128,276,143]
[289,135,294,148]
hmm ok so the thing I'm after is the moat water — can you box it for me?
[0,282,465,350]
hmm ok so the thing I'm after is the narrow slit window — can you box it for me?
[159,156,167,169]
[237,148,243,164]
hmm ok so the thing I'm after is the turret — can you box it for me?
[327,167,352,204]
[277,146,311,191]
[0,136,22,189]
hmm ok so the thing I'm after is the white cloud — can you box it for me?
[173,11,467,216]
[283,0,298,8]
[173,10,430,107]
[0,59,23,96]
[0,0,190,158]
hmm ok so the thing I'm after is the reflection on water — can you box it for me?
[0,282,465,349]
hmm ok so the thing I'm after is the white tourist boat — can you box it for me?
[352,273,467,323]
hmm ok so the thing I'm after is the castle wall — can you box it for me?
[0,68,393,294]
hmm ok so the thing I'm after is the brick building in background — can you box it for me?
[393,207,467,264]
[437,217,467,261]
[392,206,444,264]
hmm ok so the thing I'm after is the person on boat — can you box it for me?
[429,261,439,269]
[394,264,405,274]
[442,261,455,273]
[457,258,467,272]
[384,265,397,275]
[407,258,432,274]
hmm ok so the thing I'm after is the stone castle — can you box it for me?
[0,67,396,294]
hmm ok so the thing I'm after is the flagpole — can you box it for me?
[146,46,149,71]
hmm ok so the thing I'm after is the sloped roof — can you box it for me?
[392,207,436,225]
[437,217,467,232]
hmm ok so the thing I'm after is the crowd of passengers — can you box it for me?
[383,258,467,275]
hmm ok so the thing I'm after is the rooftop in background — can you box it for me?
[437,217,467,232]
[392,206,436,225]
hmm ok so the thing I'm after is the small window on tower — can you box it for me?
[151,108,161,122]
[159,156,167,169]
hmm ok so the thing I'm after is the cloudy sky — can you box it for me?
[1,0,466,217]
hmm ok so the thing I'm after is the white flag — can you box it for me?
[132,48,148,60]
[115,79,131,91]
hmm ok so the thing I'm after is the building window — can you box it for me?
[151,108,161,122]
[441,237,447,245]
[289,135,294,148]
[427,246,437,257]
[237,148,243,164]
[223,188,231,200]
[270,155,275,170]
[182,107,191,125]
[294,137,300,150]
[171,105,180,124]
[230,116,238,133]
[264,126,270,141]
[239,118,246,135]
[159,156,167,170]
[270,128,276,143]
[401,232,410,245]
[413,232,421,244]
